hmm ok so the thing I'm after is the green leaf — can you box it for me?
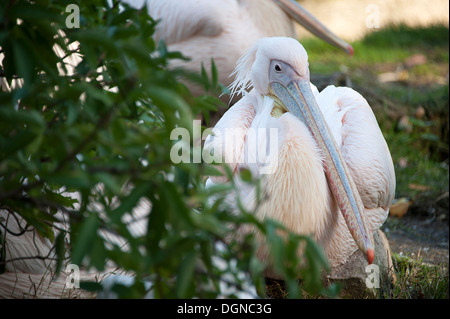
[94,173,122,195]
[111,279,147,299]
[159,181,192,227]
[0,108,45,129]
[190,211,227,237]
[109,182,153,223]
[202,164,225,177]
[122,42,154,64]
[176,252,197,298]
[55,232,66,275]
[44,189,78,209]
[205,183,233,196]
[0,130,37,160]
[111,9,136,26]
[299,236,330,294]
[71,30,118,53]
[265,220,285,275]
[239,168,253,183]
[9,3,64,24]
[71,213,99,265]
[80,281,103,293]
[197,95,220,111]
[12,40,35,86]
[147,86,193,130]
[89,235,107,271]
[24,211,57,242]
[46,173,91,190]
[200,63,210,91]
[211,58,218,89]
[146,195,167,253]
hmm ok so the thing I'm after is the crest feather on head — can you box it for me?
[228,42,259,101]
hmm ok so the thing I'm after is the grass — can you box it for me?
[264,254,449,299]
[387,254,449,299]
[303,24,449,72]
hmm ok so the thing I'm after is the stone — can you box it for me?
[324,230,396,298]
[390,198,412,218]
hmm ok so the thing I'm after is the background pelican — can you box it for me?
[140,0,353,103]
[204,37,396,277]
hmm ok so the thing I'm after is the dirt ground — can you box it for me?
[382,196,449,266]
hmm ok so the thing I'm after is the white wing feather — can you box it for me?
[146,0,226,45]
[317,85,396,228]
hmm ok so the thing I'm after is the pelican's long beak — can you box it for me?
[274,0,354,56]
[269,60,374,264]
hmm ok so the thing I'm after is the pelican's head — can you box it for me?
[229,37,375,265]
[230,37,309,99]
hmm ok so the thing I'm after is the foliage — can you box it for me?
[0,0,333,298]
[386,253,449,299]
[303,24,449,71]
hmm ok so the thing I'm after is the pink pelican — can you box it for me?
[145,0,353,101]
[204,37,395,276]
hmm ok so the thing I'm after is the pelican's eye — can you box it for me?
[274,64,282,72]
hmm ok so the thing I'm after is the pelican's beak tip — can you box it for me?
[367,248,375,265]
[348,45,354,57]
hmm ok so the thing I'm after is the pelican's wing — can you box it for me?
[0,210,57,274]
[204,94,256,184]
[146,0,225,45]
[317,86,396,229]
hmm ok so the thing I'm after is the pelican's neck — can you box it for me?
[263,92,287,119]
[251,111,337,244]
